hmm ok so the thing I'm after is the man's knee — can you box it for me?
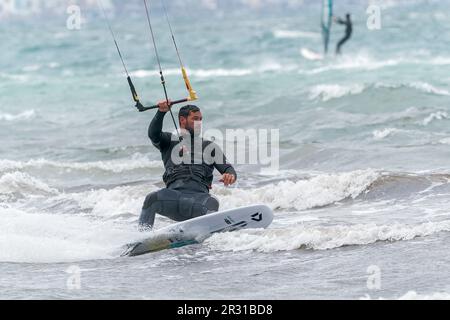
[141,189,182,222]
[204,196,219,213]
[139,191,162,230]
[142,191,159,209]
[191,194,220,218]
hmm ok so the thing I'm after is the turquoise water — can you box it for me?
[2,0,450,299]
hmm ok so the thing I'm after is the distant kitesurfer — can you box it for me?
[334,13,352,55]
[139,101,237,230]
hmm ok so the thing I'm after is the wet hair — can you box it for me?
[178,105,200,120]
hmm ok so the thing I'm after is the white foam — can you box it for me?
[214,169,379,211]
[53,32,69,39]
[129,69,157,78]
[193,68,253,78]
[129,64,289,79]
[309,84,365,102]
[130,69,253,78]
[410,82,450,96]
[0,155,162,174]
[48,62,60,69]
[362,291,450,300]
[423,111,448,126]
[307,81,450,103]
[130,68,252,78]
[63,185,148,219]
[0,171,58,196]
[256,61,290,73]
[0,72,30,82]
[302,54,450,74]
[373,128,399,140]
[273,30,320,39]
[0,207,140,263]
[373,82,450,97]
[0,110,35,121]
[302,54,400,75]
[427,57,450,65]
[438,137,450,145]
[398,291,450,300]
[22,65,42,72]
[205,220,450,253]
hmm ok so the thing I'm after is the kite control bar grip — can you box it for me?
[135,98,189,112]
[127,76,140,103]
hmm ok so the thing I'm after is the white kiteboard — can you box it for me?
[122,204,274,257]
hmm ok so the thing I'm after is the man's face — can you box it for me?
[180,111,203,136]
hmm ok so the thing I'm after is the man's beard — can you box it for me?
[186,126,201,138]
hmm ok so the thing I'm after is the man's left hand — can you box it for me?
[220,174,236,187]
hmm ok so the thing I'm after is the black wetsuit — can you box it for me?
[139,111,237,229]
[336,16,352,55]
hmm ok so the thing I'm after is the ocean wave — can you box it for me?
[309,84,365,102]
[398,291,450,300]
[57,185,148,219]
[129,64,290,79]
[426,57,450,65]
[21,65,42,72]
[0,155,163,174]
[373,128,400,140]
[438,137,450,145]
[0,110,35,121]
[409,82,450,96]
[205,220,450,253]
[0,72,30,82]
[48,62,60,69]
[0,207,140,263]
[423,111,449,126]
[0,171,58,196]
[301,52,450,74]
[301,54,400,75]
[308,82,450,102]
[362,291,450,300]
[214,169,379,211]
[130,68,252,78]
[192,68,253,77]
[362,171,450,198]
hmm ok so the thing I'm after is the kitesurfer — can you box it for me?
[139,101,237,230]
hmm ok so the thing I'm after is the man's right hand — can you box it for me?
[158,100,172,113]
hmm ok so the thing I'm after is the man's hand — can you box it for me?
[220,173,236,187]
[158,100,172,113]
